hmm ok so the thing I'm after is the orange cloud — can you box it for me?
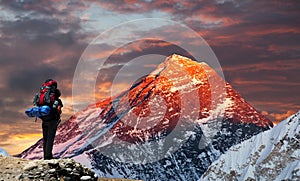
[267,44,300,54]
[262,110,297,125]
[87,49,120,60]
[222,59,300,73]
[232,78,300,86]
[270,110,297,122]
[245,27,300,36]
[95,81,130,100]
[59,95,77,120]
[1,132,42,155]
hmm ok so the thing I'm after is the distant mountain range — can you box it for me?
[0,148,9,157]
[201,111,300,180]
[19,54,274,180]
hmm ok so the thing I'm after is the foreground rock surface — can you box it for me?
[0,155,141,181]
[0,156,97,181]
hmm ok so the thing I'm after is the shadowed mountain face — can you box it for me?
[19,54,273,180]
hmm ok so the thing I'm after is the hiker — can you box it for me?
[35,79,63,160]
[42,90,63,159]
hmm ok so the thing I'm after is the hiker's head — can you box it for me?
[45,78,53,82]
[55,89,61,98]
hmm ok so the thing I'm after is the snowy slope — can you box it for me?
[0,148,9,156]
[202,111,300,181]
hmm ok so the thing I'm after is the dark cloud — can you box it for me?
[0,34,84,96]
[2,17,58,32]
[0,0,86,16]
[0,109,26,125]
[0,0,56,14]
[94,39,194,98]
[0,17,81,45]
[8,66,59,90]
[86,0,216,16]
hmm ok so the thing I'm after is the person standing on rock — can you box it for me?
[32,79,63,160]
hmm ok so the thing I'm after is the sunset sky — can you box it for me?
[0,0,299,155]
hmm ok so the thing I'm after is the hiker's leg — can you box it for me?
[42,121,49,159]
[45,119,58,159]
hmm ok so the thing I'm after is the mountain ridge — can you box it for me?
[201,110,300,180]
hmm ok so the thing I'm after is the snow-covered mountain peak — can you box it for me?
[161,54,207,67]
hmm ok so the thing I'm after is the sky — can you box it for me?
[0,0,299,155]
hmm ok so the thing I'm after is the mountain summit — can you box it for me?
[20,54,273,180]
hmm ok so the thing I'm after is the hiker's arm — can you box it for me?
[57,105,62,114]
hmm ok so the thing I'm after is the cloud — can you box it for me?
[0,132,42,155]
[262,110,297,124]
[231,78,300,87]
[0,0,87,16]
[252,101,300,115]
[222,59,300,73]
[86,0,242,30]
[270,110,297,122]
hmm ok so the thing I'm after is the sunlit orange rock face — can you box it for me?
[94,54,273,143]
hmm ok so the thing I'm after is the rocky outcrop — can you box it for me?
[0,156,97,181]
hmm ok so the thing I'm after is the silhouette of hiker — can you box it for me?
[38,79,63,160]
